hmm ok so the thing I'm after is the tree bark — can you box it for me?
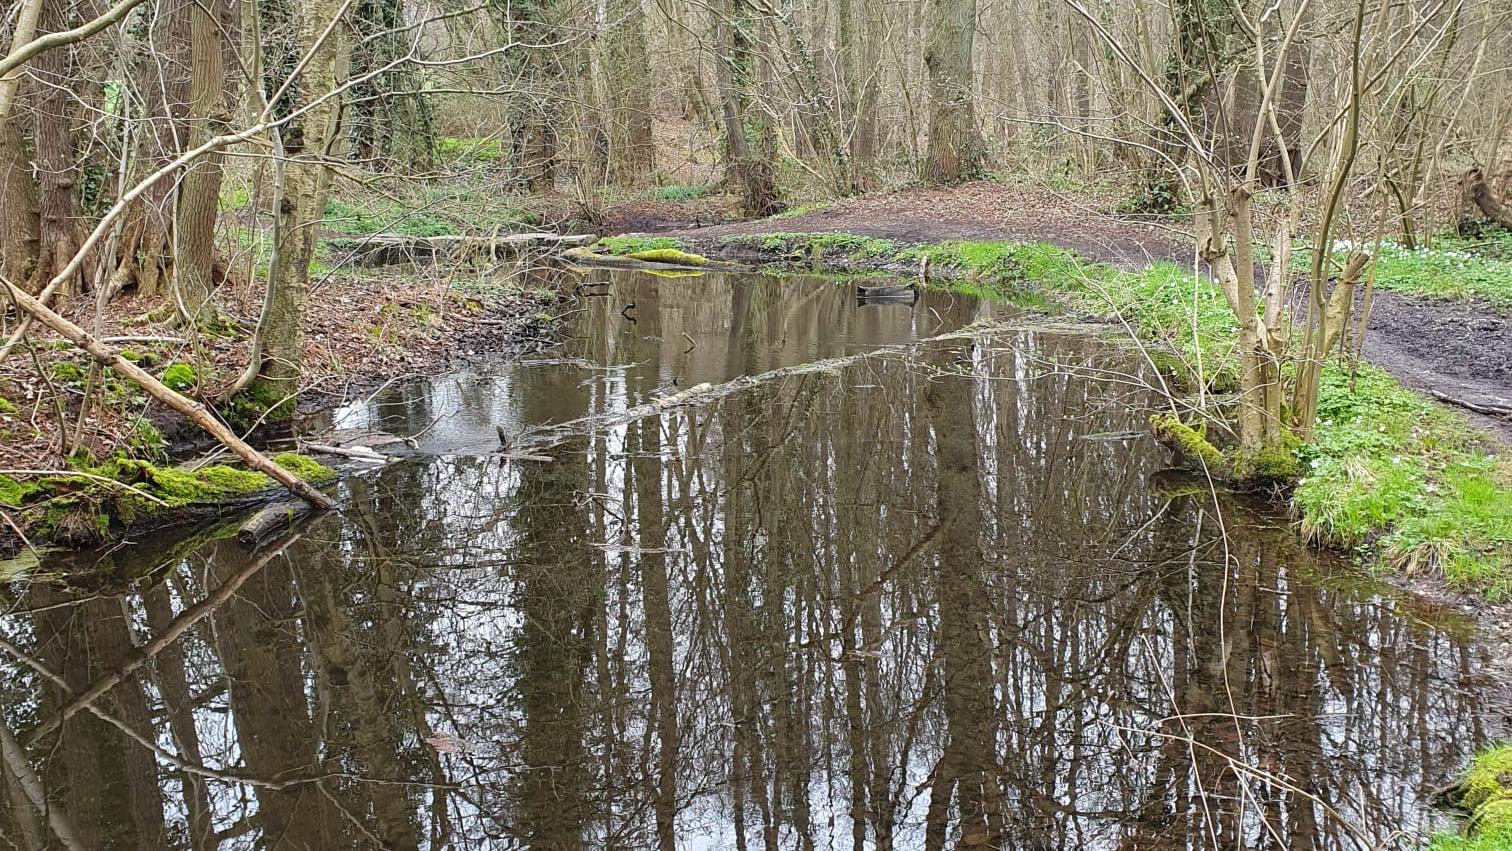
[717,0,781,215]
[31,0,85,292]
[1464,166,1512,229]
[0,122,40,289]
[922,0,983,183]
[602,0,655,185]
[249,0,344,409]
[170,0,228,324]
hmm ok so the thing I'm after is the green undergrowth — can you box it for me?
[1432,745,1512,851]
[1296,365,1512,594]
[324,198,457,238]
[1297,236,1512,309]
[3,454,334,546]
[649,184,712,202]
[596,235,691,255]
[722,229,1511,595]
[727,232,1239,388]
[437,136,504,164]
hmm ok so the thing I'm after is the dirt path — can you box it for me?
[660,181,1512,443]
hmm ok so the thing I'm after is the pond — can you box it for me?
[0,268,1500,850]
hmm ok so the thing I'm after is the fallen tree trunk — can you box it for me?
[236,500,311,548]
[561,247,749,273]
[0,276,336,509]
[336,232,597,266]
[1462,166,1512,229]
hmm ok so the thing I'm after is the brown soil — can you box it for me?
[647,180,1512,444]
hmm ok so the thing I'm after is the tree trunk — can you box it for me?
[249,0,344,411]
[1464,166,1512,229]
[119,0,192,298]
[922,0,983,183]
[170,0,228,325]
[0,122,40,290]
[602,0,655,185]
[31,0,85,293]
[717,0,781,215]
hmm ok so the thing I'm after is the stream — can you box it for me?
[0,268,1501,850]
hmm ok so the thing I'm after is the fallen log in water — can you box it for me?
[236,500,311,548]
[335,232,598,266]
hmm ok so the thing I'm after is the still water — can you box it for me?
[0,269,1499,850]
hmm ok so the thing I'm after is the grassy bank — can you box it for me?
[1434,745,1512,851]
[1296,235,1512,310]
[600,232,1511,597]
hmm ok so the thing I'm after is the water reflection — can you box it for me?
[317,269,1000,454]
[0,270,1497,850]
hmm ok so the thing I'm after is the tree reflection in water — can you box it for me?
[0,271,1497,850]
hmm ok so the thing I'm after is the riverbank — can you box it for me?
[0,260,566,556]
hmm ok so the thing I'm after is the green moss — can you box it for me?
[626,248,709,266]
[1149,414,1226,471]
[0,474,41,508]
[1235,435,1303,484]
[50,361,87,383]
[596,235,689,255]
[162,362,198,391]
[0,396,17,417]
[273,452,335,482]
[1433,746,1512,851]
[103,459,269,508]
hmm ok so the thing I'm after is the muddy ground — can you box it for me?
[652,181,1512,444]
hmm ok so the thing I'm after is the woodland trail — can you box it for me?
[665,181,1512,443]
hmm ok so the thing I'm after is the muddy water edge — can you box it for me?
[0,267,1505,850]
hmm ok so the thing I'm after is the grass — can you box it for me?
[595,235,690,255]
[724,230,1512,596]
[1295,365,1512,593]
[1432,745,1512,851]
[324,198,457,238]
[1297,233,1512,309]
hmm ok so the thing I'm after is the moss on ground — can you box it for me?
[162,361,198,391]
[722,229,1512,596]
[1433,746,1512,851]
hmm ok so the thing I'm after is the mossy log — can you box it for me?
[1147,414,1302,489]
[336,232,597,266]
[564,247,747,273]
[236,500,311,548]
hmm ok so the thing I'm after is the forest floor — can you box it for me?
[0,265,561,472]
[652,181,1512,444]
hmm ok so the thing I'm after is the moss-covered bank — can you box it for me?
[631,230,1511,598]
[1,453,334,551]
[1434,746,1512,851]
